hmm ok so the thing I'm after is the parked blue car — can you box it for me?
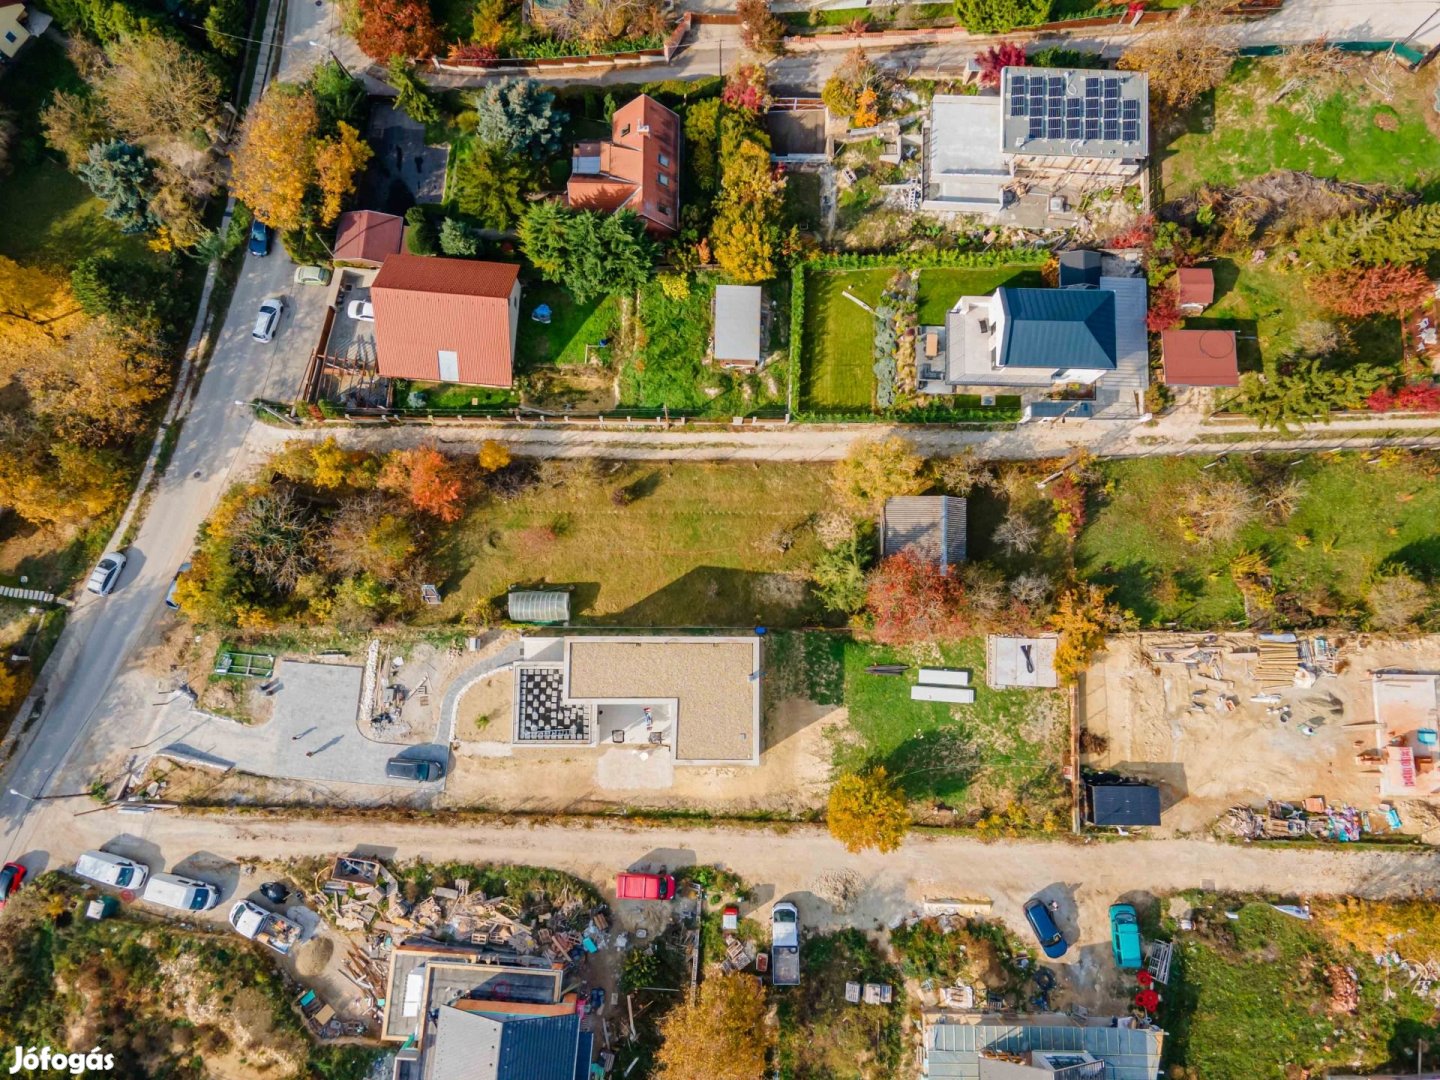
[248,219,270,256]
[1024,898,1069,959]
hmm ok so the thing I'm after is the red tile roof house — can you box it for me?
[371,254,521,387]
[333,210,404,268]
[566,94,681,235]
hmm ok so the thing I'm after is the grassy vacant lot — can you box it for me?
[777,930,906,1080]
[1160,58,1440,197]
[1077,452,1440,626]
[515,283,618,370]
[1164,900,1440,1080]
[835,636,1069,817]
[435,460,836,627]
[801,266,1045,411]
[1197,260,1402,376]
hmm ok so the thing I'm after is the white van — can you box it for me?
[74,850,149,891]
[142,872,219,912]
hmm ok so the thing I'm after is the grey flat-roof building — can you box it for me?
[1001,67,1149,161]
[924,1014,1164,1080]
[712,284,763,368]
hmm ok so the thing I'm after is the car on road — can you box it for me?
[252,296,284,343]
[346,299,374,321]
[0,862,25,908]
[1023,898,1068,959]
[1109,903,1143,970]
[248,219,270,257]
[86,552,127,596]
[384,757,443,783]
[615,872,675,901]
[293,264,332,286]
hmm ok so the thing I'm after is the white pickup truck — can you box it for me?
[229,900,302,955]
[771,901,800,986]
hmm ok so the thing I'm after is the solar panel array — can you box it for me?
[1007,73,1142,145]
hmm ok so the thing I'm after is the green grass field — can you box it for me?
[515,283,618,370]
[834,637,1069,813]
[1160,58,1440,197]
[801,266,1046,412]
[1164,901,1440,1080]
[1196,260,1402,376]
[433,460,837,627]
[1076,452,1440,626]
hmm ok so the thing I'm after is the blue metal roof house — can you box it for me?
[997,289,1117,371]
[923,1014,1164,1080]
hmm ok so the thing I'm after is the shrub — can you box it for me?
[976,40,1025,87]
[954,0,1052,34]
[404,206,436,254]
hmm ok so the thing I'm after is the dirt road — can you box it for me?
[25,807,1440,989]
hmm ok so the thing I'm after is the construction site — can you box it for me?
[1079,632,1440,840]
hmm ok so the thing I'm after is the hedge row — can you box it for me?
[802,247,1050,271]
[787,261,806,415]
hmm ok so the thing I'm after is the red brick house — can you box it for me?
[567,94,681,235]
[371,254,520,387]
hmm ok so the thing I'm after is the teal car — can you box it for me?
[1110,903,1143,970]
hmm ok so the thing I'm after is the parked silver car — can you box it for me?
[252,296,285,343]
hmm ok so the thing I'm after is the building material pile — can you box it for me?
[1219,800,1372,841]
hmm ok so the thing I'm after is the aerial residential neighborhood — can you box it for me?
[4,0,1440,1075]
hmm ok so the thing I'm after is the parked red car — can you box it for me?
[0,862,26,908]
[615,872,676,901]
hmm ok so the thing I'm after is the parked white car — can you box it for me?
[346,299,374,321]
[74,851,149,891]
[142,872,220,912]
[252,296,285,342]
[293,264,332,286]
[86,552,126,596]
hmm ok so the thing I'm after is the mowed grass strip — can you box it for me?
[515,283,618,370]
[434,461,836,627]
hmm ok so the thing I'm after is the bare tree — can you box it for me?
[1263,476,1307,523]
[1117,1,1237,113]
[1368,572,1430,631]
[994,511,1040,555]
[99,32,222,142]
[930,448,996,496]
[1009,571,1053,608]
[229,488,319,592]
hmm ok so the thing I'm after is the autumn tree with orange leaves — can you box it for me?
[315,122,374,225]
[865,552,972,645]
[379,445,468,521]
[230,86,321,232]
[356,0,441,61]
[1307,263,1433,319]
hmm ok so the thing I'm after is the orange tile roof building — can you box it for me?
[333,210,405,267]
[567,94,681,235]
[371,254,521,387]
[1161,328,1239,387]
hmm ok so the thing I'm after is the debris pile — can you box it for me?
[1325,963,1359,1015]
[1219,800,1377,841]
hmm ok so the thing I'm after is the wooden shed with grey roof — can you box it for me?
[881,496,967,571]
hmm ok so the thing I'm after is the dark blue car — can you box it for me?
[1024,898,1068,959]
[248,219,270,256]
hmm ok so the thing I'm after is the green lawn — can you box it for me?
[784,169,824,233]
[1160,58,1440,197]
[433,460,837,627]
[393,380,519,409]
[801,266,1050,412]
[515,283,618,369]
[836,636,1069,815]
[1076,452,1440,626]
[1164,902,1440,1080]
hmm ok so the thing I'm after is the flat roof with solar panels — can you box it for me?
[1001,66,1148,161]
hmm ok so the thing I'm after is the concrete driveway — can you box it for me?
[158,661,449,789]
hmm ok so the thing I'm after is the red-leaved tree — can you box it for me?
[1308,263,1433,319]
[378,445,467,521]
[977,41,1026,88]
[722,63,771,116]
[865,552,972,645]
[356,0,441,60]
[1109,213,1155,251]
[1368,382,1440,413]
[1146,281,1182,333]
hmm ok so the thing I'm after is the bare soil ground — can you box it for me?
[1081,633,1440,837]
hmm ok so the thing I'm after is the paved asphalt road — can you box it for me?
[0,0,338,864]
